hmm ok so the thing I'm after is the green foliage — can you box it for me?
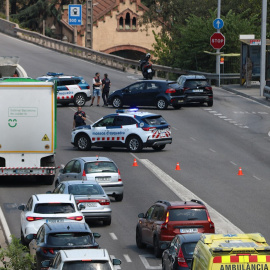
[0,235,34,270]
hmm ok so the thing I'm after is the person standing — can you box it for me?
[90,72,102,106]
[102,73,111,106]
[73,106,86,128]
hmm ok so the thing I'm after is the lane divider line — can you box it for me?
[123,254,132,263]
[109,232,118,240]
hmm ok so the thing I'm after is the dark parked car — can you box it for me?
[108,80,185,110]
[136,200,215,258]
[28,222,100,270]
[176,75,213,106]
[162,233,202,270]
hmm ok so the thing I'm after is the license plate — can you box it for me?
[160,132,166,138]
[192,89,203,92]
[16,169,31,174]
[85,203,98,207]
[178,99,184,103]
[46,219,66,223]
[95,177,110,181]
[147,69,152,73]
[180,228,198,233]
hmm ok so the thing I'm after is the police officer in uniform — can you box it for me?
[73,106,86,128]
[102,73,111,106]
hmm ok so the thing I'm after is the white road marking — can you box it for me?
[214,113,222,116]
[109,233,118,240]
[218,116,227,118]
[253,175,262,181]
[209,148,216,153]
[139,255,162,269]
[138,158,243,234]
[123,254,132,262]
[209,111,217,113]
[224,119,232,121]
[230,161,237,166]
[190,137,196,141]
[268,131,270,137]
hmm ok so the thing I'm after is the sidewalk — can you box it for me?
[221,82,270,107]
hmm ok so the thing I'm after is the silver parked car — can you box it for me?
[55,157,123,202]
[51,180,112,225]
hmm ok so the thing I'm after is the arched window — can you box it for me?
[119,17,123,29]
[125,13,130,29]
[132,17,136,29]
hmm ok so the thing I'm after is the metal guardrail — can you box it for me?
[0,18,240,83]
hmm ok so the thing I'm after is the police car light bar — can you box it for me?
[47,72,64,76]
[116,108,139,114]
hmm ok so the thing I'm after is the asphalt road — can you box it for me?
[1,33,270,270]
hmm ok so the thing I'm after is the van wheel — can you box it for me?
[76,134,91,150]
[154,237,162,258]
[136,227,146,249]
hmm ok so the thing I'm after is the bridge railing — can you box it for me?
[0,18,240,83]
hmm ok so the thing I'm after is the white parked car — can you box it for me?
[18,194,85,245]
[41,249,121,270]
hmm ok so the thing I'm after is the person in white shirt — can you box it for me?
[90,72,102,106]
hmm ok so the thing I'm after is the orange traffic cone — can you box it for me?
[238,167,244,175]
[133,158,138,167]
[175,162,181,171]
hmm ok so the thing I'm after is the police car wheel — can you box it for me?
[74,93,86,106]
[156,98,168,110]
[126,136,143,152]
[152,145,166,151]
[76,134,91,150]
[112,97,123,108]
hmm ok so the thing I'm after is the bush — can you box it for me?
[0,235,34,270]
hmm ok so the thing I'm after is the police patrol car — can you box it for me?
[36,72,91,106]
[71,109,172,152]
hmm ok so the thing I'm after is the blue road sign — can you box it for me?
[68,4,82,25]
[213,18,224,30]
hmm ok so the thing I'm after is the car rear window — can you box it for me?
[142,116,167,126]
[84,161,118,174]
[63,261,111,270]
[34,203,75,214]
[185,80,209,88]
[169,208,208,221]
[47,232,91,246]
[68,184,104,195]
[181,242,198,257]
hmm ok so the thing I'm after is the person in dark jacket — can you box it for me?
[73,107,86,128]
[101,73,111,106]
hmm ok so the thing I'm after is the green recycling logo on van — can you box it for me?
[8,119,17,128]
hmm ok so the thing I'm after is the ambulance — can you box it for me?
[192,233,270,270]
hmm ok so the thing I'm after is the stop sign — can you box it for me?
[210,32,225,49]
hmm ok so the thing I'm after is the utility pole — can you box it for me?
[6,0,9,21]
[260,0,267,96]
[85,0,93,49]
[216,0,221,87]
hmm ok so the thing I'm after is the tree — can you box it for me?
[0,235,34,270]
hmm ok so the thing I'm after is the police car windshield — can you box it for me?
[84,162,118,174]
[142,116,167,126]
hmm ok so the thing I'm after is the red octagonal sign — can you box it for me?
[210,32,225,49]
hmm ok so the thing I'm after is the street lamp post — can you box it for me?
[6,0,9,21]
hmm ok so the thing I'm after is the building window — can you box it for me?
[125,13,130,29]
[132,17,136,29]
[119,17,123,29]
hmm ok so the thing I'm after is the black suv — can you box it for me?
[136,200,215,258]
[177,75,213,107]
[28,222,101,270]
[108,80,185,110]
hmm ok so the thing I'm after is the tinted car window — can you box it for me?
[142,116,167,126]
[185,80,208,88]
[47,232,91,246]
[182,242,198,257]
[34,203,75,214]
[68,184,104,195]
[94,117,115,127]
[114,116,137,126]
[169,208,208,221]
[84,161,118,174]
[63,261,111,270]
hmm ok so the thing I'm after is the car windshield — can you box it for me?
[142,116,167,126]
[181,242,198,258]
[63,261,111,270]
[169,208,208,221]
[34,203,75,214]
[47,232,92,246]
[68,184,104,196]
[84,162,118,174]
[185,80,208,88]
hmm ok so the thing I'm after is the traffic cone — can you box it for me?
[238,167,244,175]
[175,162,181,171]
[133,158,138,167]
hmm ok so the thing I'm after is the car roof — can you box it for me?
[137,79,176,84]
[75,156,113,163]
[62,180,100,185]
[181,75,206,79]
[32,194,75,203]
[59,249,110,262]
[178,233,203,242]
[156,200,206,208]
[44,222,91,233]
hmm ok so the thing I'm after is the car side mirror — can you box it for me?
[112,259,121,266]
[59,168,64,174]
[93,232,101,239]
[138,213,144,218]
[18,205,25,211]
[78,204,86,210]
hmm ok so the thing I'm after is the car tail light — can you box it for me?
[98,199,110,205]
[118,169,122,182]
[26,217,44,222]
[86,85,90,89]
[42,248,55,255]
[67,216,84,221]
[205,86,212,90]
[161,212,169,230]
[165,88,176,94]
[82,170,87,180]
[142,127,156,131]
[177,247,189,267]
[207,216,215,229]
